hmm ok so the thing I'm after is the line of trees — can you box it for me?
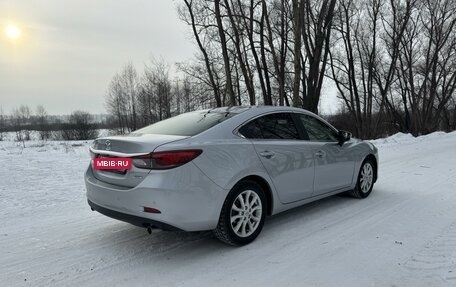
[0,105,100,141]
[176,0,357,111]
[105,59,202,133]
[164,0,454,138]
[100,0,455,138]
[105,1,345,133]
[329,0,456,138]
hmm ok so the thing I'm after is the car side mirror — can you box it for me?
[337,130,352,145]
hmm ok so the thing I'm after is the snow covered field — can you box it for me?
[1,131,456,286]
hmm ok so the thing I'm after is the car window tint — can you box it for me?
[299,114,338,141]
[133,110,241,136]
[238,120,263,139]
[239,113,299,140]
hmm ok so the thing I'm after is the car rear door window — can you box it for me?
[239,113,300,140]
[299,114,338,141]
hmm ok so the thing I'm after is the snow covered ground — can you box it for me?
[1,131,455,286]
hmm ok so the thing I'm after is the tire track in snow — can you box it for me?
[3,220,210,287]
[401,222,456,286]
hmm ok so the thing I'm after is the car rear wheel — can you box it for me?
[214,180,266,246]
[349,159,375,198]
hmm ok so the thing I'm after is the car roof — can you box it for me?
[193,105,337,140]
[206,105,315,115]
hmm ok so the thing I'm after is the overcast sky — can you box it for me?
[0,0,338,116]
[0,0,195,115]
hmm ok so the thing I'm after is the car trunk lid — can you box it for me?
[90,133,189,188]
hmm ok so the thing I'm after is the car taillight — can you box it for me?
[132,150,202,170]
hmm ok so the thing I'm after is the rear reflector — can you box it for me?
[132,149,202,170]
[143,207,161,214]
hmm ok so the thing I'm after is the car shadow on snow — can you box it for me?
[87,191,383,264]
[75,190,397,283]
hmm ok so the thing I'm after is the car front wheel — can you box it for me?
[214,180,266,246]
[349,159,375,198]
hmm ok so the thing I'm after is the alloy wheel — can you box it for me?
[230,190,262,237]
[360,162,373,193]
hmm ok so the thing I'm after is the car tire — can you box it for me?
[213,180,267,246]
[349,159,375,199]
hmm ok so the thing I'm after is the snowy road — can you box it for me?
[1,132,456,286]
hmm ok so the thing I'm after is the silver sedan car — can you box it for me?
[85,106,378,245]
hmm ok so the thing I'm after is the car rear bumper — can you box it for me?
[85,163,228,232]
[88,199,183,231]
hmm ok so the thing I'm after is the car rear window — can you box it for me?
[132,109,243,136]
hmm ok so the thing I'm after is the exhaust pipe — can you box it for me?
[146,226,153,234]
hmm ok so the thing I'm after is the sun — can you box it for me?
[5,24,22,41]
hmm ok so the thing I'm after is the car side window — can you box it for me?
[239,113,300,140]
[299,114,338,141]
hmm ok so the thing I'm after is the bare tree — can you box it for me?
[122,63,139,131]
[268,0,291,106]
[36,105,51,140]
[214,0,237,106]
[142,58,173,122]
[106,73,129,134]
[394,0,456,134]
[292,0,304,107]
[59,111,98,140]
[105,63,139,133]
[300,0,337,113]
[330,0,383,138]
[179,0,223,107]
[171,76,198,115]
[224,0,256,105]
[235,0,273,104]
[0,106,5,141]
[11,105,32,141]
[329,0,418,138]
[182,76,197,112]
[177,60,223,108]
[177,0,339,112]
[178,0,284,106]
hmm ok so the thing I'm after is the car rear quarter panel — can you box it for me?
[157,139,269,188]
[157,138,282,212]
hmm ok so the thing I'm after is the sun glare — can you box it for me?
[5,24,22,41]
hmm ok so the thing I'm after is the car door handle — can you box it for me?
[315,150,326,158]
[259,150,275,159]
